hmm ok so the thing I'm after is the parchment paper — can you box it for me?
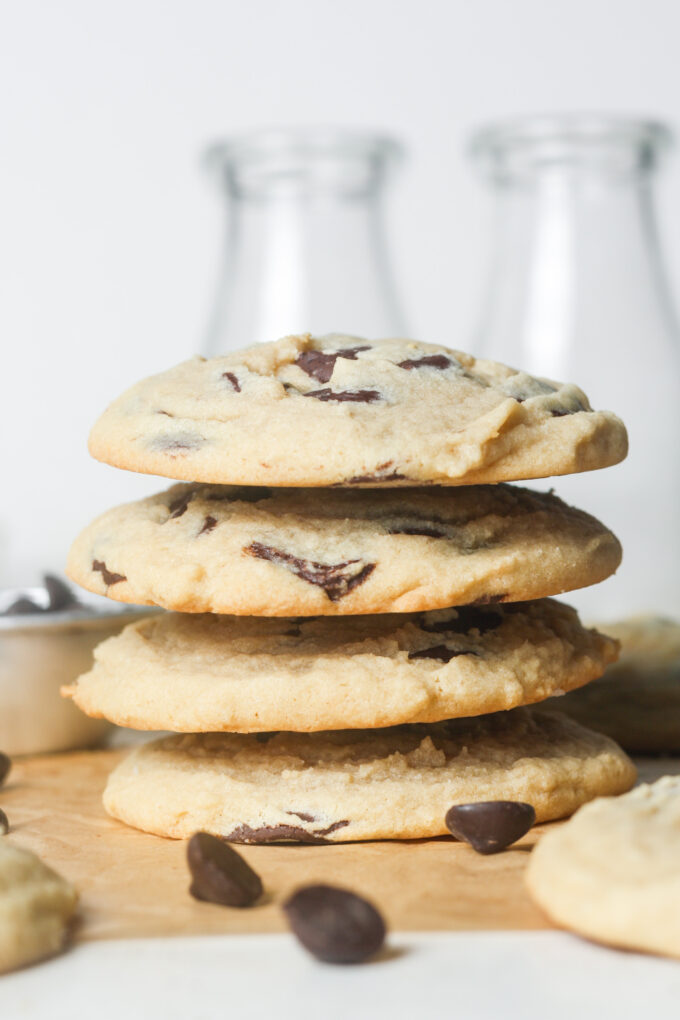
[3,749,675,941]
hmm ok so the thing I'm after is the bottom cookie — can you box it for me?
[103,708,636,843]
[526,776,680,959]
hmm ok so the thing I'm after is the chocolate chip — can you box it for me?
[187,831,263,907]
[0,809,8,835]
[408,645,476,663]
[0,753,10,787]
[226,824,334,845]
[471,594,507,606]
[92,560,126,587]
[550,407,572,417]
[3,597,42,615]
[419,606,503,636]
[445,801,536,854]
[303,388,381,403]
[245,543,375,602]
[168,491,194,518]
[283,884,386,964]
[398,354,452,371]
[295,346,371,383]
[222,371,241,392]
[198,515,217,536]
[44,574,78,611]
[288,811,316,823]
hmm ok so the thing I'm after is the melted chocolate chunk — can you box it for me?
[187,831,262,907]
[348,470,407,484]
[283,884,386,964]
[0,808,8,835]
[150,432,205,454]
[168,491,194,519]
[445,801,536,854]
[198,515,217,536]
[226,824,334,845]
[222,371,241,393]
[92,560,126,587]
[471,594,507,606]
[0,752,11,787]
[408,645,477,663]
[550,407,572,417]
[398,354,452,371]
[288,811,316,823]
[295,345,371,383]
[303,388,381,404]
[419,606,503,636]
[245,543,375,602]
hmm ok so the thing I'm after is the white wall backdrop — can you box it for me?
[3,0,680,584]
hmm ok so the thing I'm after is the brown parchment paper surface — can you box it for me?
[3,749,675,941]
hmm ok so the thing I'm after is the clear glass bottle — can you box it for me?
[469,115,680,619]
[202,128,408,354]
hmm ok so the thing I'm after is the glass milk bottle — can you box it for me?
[202,128,408,353]
[469,115,680,619]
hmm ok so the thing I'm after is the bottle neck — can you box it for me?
[474,164,678,378]
[205,186,406,352]
[202,131,407,354]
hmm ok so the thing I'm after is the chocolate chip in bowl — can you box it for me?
[0,575,151,755]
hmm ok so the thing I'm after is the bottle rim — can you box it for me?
[204,127,404,172]
[469,113,673,171]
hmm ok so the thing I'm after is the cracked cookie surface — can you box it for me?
[103,708,636,842]
[64,600,618,732]
[526,776,680,958]
[88,334,628,487]
[66,483,622,615]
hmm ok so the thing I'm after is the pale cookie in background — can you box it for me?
[103,708,636,843]
[66,483,621,616]
[65,600,619,732]
[0,842,78,974]
[553,616,680,753]
[526,776,680,959]
[88,334,627,487]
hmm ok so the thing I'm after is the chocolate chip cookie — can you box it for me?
[64,600,618,732]
[87,334,628,487]
[66,483,622,615]
[526,776,680,958]
[102,708,636,842]
[552,615,680,753]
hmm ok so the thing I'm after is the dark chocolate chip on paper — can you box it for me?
[187,831,263,907]
[283,884,386,964]
[445,801,536,854]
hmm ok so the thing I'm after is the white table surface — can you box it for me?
[4,931,679,1020]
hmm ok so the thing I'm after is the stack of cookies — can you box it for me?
[64,334,636,843]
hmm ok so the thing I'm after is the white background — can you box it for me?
[3,0,680,583]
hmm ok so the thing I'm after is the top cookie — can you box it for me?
[88,334,627,487]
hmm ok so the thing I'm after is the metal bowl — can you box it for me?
[0,583,150,755]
